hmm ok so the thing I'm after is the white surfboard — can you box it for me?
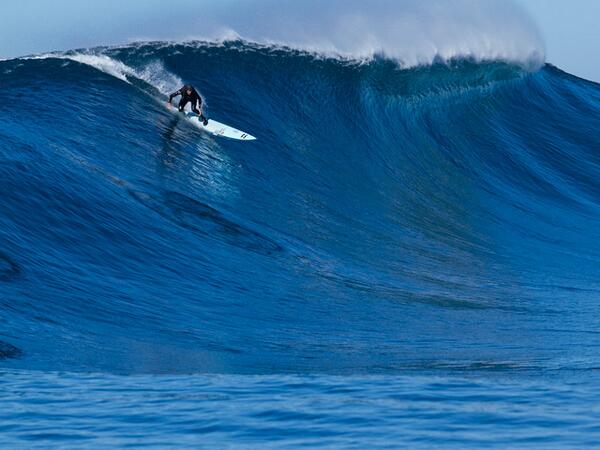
[167,102,256,141]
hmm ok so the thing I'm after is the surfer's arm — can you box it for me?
[192,90,202,105]
[168,89,182,104]
[190,92,202,111]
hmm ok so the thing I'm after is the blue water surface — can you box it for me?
[1,41,599,447]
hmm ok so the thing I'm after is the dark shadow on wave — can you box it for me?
[0,341,22,360]
[130,189,283,256]
[0,252,20,282]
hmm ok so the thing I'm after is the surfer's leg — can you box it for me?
[178,99,189,112]
[191,99,201,115]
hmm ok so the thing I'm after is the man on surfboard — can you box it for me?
[168,85,209,126]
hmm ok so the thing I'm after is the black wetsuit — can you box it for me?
[169,85,208,123]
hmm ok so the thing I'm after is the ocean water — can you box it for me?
[1,41,599,447]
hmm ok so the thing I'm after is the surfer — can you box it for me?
[168,85,209,126]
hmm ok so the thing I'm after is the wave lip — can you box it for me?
[10,0,545,70]
[189,0,545,69]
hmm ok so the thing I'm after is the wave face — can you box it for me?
[0,42,600,377]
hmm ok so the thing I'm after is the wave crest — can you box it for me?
[173,0,545,68]
[7,0,545,70]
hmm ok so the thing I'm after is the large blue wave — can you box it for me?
[0,42,599,375]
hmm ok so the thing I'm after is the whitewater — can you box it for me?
[1,1,600,448]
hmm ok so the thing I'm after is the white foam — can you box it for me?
[63,54,136,82]
[168,0,545,69]
[2,0,545,70]
[136,61,183,95]
[24,53,182,95]
[14,0,546,74]
[23,53,133,82]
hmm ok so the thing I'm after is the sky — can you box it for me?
[516,0,600,81]
[1,0,599,82]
